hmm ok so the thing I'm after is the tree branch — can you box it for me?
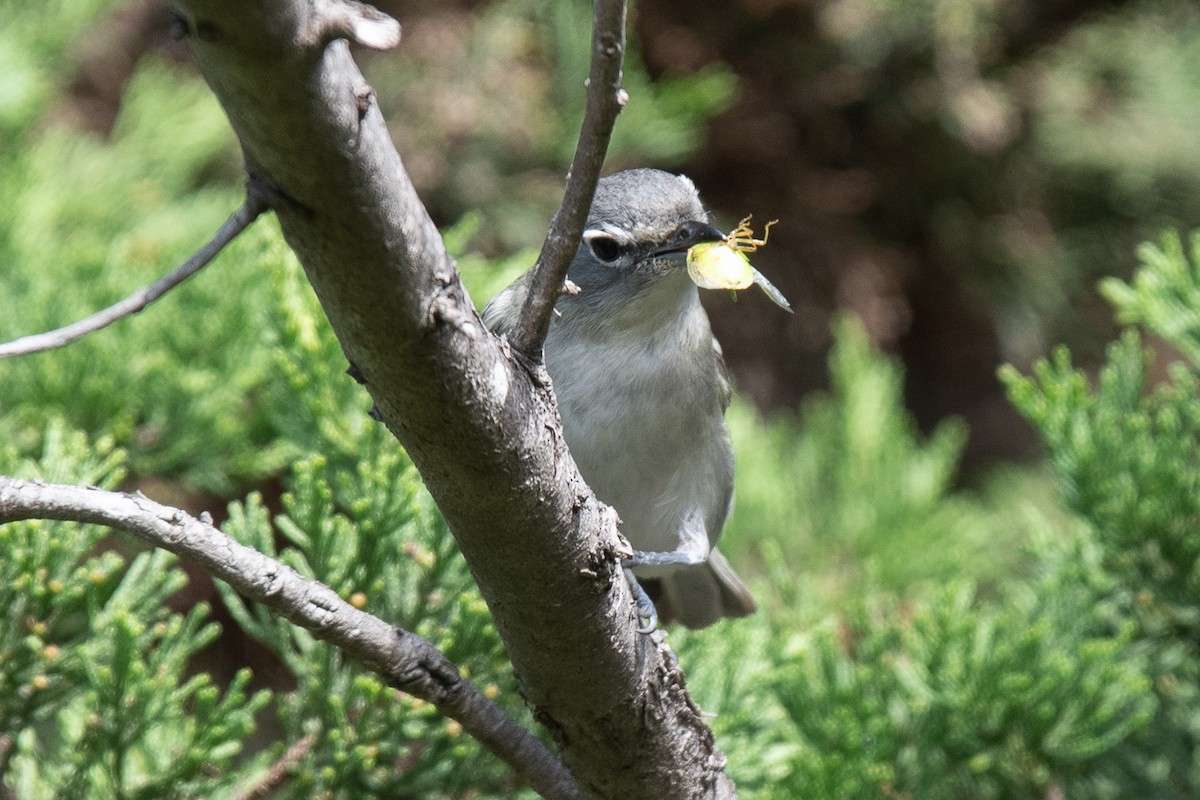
[152,0,734,795]
[0,190,267,359]
[508,0,628,360]
[0,475,582,800]
[232,730,317,800]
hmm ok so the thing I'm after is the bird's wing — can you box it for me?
[712,336,733,412]
[481,272,532,335]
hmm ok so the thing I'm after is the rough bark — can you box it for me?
[165,0,735,797]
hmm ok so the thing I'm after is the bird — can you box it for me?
[483,168,756,629]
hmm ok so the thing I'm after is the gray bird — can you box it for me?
[483,168,756,629]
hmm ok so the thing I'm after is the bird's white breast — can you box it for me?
[545,297,733,560]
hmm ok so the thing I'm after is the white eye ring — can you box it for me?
[585,233,621,263]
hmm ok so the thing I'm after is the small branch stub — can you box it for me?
[309,0,401,50]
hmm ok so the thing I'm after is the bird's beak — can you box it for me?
[650,221,726,258]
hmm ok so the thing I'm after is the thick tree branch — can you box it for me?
[160,0,734,796]
[0,475,581,800]
[508,0,628,359]
[0,191,266,359]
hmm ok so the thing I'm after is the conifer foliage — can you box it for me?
[2,1,1200,797]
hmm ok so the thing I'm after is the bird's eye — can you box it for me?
[588,235,621,263]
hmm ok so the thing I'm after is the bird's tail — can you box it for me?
[648,547,756,629]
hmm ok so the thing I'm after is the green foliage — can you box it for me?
[675,319,1164,799]
[0,57,286,493]
[0,0,114,138]
[148,191,527,795]
[724,316,1018,604]
[177,216,531,796]
[0,424,128,735]
[1004,232,1200,629]
[1001,231,1200,795]
[1003,332,1200,623]
[1102,232,1200,366]
[0,425,267,799]
[676,521,1167,799]
[443,211,536,315]
[8,3,1200,798]
[770,575,1154,800]
[1,239,532,796]
[219,455,528,799]
[668,620,794,795]
[0,4,566,790]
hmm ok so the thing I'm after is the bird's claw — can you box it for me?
[624,567,658,633]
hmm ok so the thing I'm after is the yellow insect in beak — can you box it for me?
[685,216,792,312]
[687,242,755,290]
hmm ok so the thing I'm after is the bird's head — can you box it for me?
[565,169,725,315]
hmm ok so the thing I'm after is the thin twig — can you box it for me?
[234,730,318,800]
[0,476,582,800]
[508,0,628,359]
[0,191,268,359]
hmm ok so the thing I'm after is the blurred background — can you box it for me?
[3,0,1200,797]
[375,0,1200,469]
[40,0,1200,469]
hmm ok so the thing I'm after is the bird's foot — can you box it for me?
[623,568,658,633]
